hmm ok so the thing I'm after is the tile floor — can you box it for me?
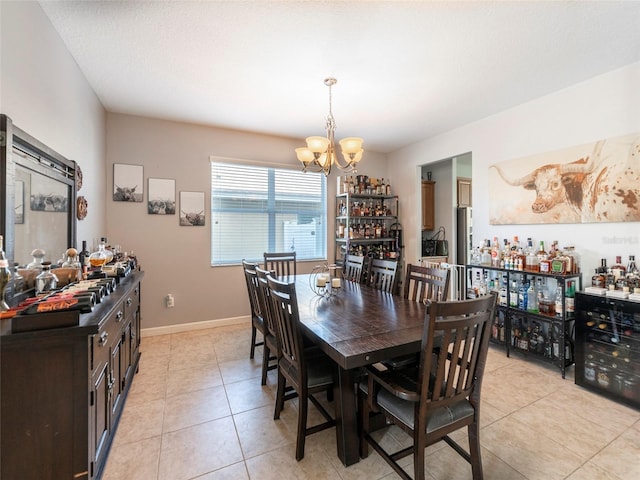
[103,324,640,480]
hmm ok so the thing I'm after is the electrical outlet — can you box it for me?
[166,294,174,308]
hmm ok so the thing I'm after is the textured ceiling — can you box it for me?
[39,0,640,153]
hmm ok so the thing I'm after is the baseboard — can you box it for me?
[141,315,250,337]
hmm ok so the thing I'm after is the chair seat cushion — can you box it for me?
[376,387,474,434]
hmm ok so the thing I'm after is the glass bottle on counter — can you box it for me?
[35,262,58,294]
[1,235,12,311]
[611,256,626,280]
[627,255,638,276]
[26,248,46,271]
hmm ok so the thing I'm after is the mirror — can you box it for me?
[1,115,76,299]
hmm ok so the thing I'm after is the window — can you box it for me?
[211,161,327,265]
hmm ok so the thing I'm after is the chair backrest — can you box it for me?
[367,258,398,293]
[267,276,306,384]
[403,264,450,304]
[255,266,277,339]
[418,293,497,418]
[344,254,365,283]
[264,251,297,278]
[242,260,261,320]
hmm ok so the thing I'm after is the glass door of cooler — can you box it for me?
[575,293,640,409]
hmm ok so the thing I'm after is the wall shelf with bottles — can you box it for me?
[468,265,582,378]
[335,192,400,264]
[575,293,640,410]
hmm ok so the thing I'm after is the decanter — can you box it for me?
[35,262,59,294]
[27,248,46,271]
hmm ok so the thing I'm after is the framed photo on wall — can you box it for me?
[30,174,68,212]
[113,163,144,202]
[147,178,176,214]
[179,191,205,226]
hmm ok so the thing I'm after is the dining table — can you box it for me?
[291,274,428,467]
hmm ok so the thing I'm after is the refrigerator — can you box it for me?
[456,207,473,265]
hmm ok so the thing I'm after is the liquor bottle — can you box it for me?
[498,275,508,306]
[627,255,638,276]
[385,180,391,196]
[491,237,500,267]
[518,279,528,310]
[509,279,519,307]
[525,237,538,272]
[527,279,538,313]
[611,256,626,280]
[0,235,12,311]
[79,240,91,271]
[35,262,59,294]
[565,280,576,318]
[536,241,548,264]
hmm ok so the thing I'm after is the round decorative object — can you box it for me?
[75,164,83,191]
[77,196,88,220]
[309,263,343,298]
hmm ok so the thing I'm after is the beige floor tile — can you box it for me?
[168,344,217,370]
[126,369,168,406]
[481,415,584,480]
[158,417,243,480]
[590,427,640,480]
[245,442,342,480]
[426,445,526,480]
[162,385,231,433]
[565,460,624,480]
[102,435,161,480]
[196,461,250,479]
[112,398,165,446]
[225,376,277,414]
[218,356,263,384]
[234,404,297,459]
[165,362,223,398]
[515,395,621,460]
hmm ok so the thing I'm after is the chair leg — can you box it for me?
[468,421,484,480]
[413,437,426,480]
[295,390,308,461]
[274,371,286,420]
[261,342,270,385]
[250,324,257,359]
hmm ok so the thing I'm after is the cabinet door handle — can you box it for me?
[126,298,132,307]
[99,331,109,346]
[116,310,124,322]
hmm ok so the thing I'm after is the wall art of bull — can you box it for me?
[489,132,640,224]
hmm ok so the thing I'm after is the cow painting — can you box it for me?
[180,210,205,226]
[489,133,640,224]
[113,185,140,202]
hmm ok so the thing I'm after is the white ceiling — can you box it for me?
[38,0,640,153]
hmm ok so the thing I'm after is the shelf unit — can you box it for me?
[335,193,400,264]
[467,265,582,378]
[575,293,640,409]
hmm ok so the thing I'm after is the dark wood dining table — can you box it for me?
[292,274,428,466]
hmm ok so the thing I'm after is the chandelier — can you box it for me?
[295,77,363,176]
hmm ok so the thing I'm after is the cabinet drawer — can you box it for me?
[91,301,126,373]
[123,282,140,320]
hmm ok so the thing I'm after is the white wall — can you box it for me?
[106,113,388,330]
[0,1,106,245]
[390,62,640,279]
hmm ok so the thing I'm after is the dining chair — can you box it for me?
[263,251,297,278]
[266,275,336,461]
[242,260,264,360]
[403,263,451,304]
[367,258,398,293]
[358,293,497,480]
[255,267,279,385]
[382,264,452,370]
[344,254,365,283]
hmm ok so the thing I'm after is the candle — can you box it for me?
[316,275,327,287]
[331,278,341,288]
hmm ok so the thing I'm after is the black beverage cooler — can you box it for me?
[575,292,640,409]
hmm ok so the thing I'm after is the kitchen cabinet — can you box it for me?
[421,180,435,230]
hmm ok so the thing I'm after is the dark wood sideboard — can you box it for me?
[1,271,144,480]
